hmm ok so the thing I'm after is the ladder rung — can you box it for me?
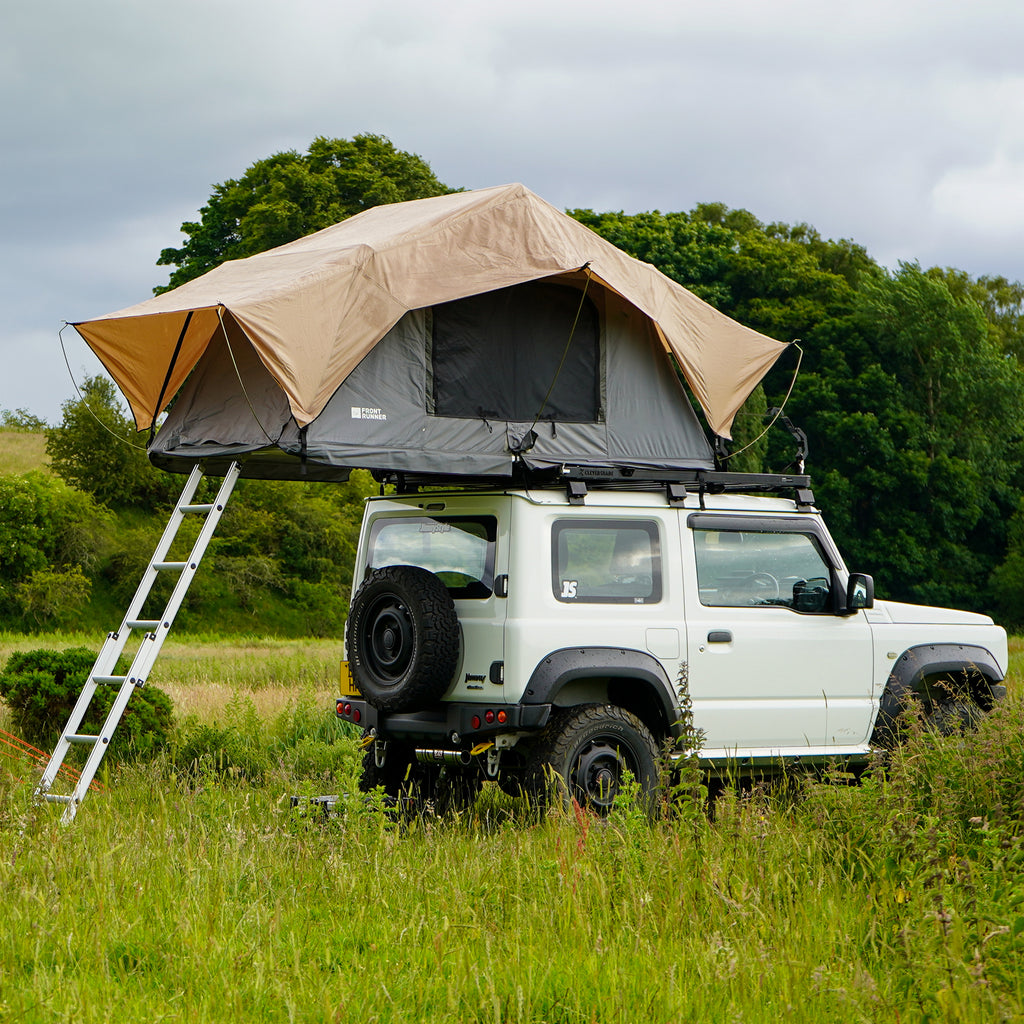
[180,503,215,514]
[126,620,161,631]
[41,793,75,804]
[92,675,127,686]
[153,561,187,572]
[67,734,100,745]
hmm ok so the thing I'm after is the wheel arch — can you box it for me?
[871,642,1006,745]
[521,647,679,742]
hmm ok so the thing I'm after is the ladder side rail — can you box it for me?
[114,464,207,638]
[120,463,242,684]
[34,466,208,801]
[58,672,145,824]
[34,675,105,797]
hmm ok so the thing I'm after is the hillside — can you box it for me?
[0,429,49,476]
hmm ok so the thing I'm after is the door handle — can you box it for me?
[707,630,732,644]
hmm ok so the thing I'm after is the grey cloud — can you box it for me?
[4,0,1024,422]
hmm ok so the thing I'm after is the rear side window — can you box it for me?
[552,520,661,604]
[366,516,496,599]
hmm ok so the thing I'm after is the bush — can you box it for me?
[16,565,92,627]
[171,719,271,783]
[0,472,111,585]
[170,692,357,785]
[0,647,173,762]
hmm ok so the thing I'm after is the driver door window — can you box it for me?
[693,528,834,612]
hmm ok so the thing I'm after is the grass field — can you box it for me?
[0,635,1022,1022]
[0,429,49,476]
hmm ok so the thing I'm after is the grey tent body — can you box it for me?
[150,275,716,481]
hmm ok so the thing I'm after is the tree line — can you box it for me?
[4,133,1024,630]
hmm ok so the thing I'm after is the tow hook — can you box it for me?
[373,737,388,768]
[469,740,501,778]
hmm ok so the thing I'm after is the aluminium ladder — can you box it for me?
[34,461,242,823]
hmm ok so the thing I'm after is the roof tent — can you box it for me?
[71,184,788,481]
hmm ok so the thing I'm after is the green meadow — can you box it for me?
[0,636,1021,1022]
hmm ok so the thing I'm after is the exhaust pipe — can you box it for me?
[415,748,472,766]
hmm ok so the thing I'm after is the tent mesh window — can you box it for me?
[430,281,601,423]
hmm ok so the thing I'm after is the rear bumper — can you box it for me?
[335,698,552,744]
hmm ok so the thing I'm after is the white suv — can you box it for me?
[336,474,1008,811]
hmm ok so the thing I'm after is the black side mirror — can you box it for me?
[844,573,874,613]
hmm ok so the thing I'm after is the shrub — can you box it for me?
[0,647,173,762]
[0,472,111,585]
[171,719,271,783]
[169,692,357,785]
[15,565,92,627]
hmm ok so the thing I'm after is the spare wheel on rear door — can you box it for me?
[346,565,460,712]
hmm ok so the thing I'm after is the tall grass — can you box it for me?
[0,637,1021,1021]
[1,720,1021,1022]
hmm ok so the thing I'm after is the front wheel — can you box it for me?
[523,704,659,815]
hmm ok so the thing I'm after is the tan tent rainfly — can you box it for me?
[74,183,786,443]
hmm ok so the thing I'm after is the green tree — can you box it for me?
[791,263,1024,609]
[0,408,47,431]
[0,472,110,585]
[930,267,1024,360]
[0,472,110,628]
[16,566,92,628]
[45,376,176,510]
[571,204,877,341]
[156,134,457,291]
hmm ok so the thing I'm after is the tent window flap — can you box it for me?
[430,281,601,422]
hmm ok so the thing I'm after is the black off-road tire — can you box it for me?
[871,673,992,748]
[522,704,659,815]
[359,739,416,799]
[347,565,460,713]
[359,742,480,816]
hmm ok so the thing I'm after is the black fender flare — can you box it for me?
[872,643,1005,745]
[521,647,681,740]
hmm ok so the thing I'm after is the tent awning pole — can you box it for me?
[148,309,194,444]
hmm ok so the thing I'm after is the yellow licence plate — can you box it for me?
[339,661,362,697]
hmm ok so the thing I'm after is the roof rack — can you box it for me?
[557,466,815,508]
[372,464,815,509]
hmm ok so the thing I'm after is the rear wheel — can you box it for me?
[359,741,480,815]
[872,671,995,747]
[523,704,659,815]
[358,740,415,801]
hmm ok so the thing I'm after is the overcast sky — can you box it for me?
[4,0,1024,424]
